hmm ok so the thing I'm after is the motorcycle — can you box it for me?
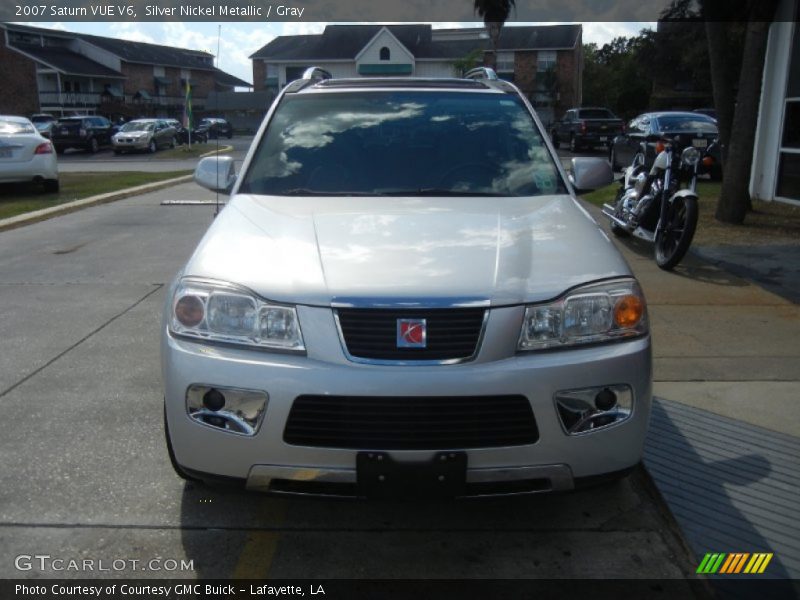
[602,134,717,271]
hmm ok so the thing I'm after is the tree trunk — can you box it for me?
[705,22,734,165]
[715,15,775,224]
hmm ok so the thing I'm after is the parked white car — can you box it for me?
[162,68,651,498]
[0,116,59,193]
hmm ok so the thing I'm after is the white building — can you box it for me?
[751,0,799,205]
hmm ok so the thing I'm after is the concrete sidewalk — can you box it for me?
[582,200,800,586]
[581,201,799,434]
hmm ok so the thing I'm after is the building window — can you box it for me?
[380,47,390,61]
[496,51,515,73]
[537,50,557,72]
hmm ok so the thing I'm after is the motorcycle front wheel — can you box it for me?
[654,195,699,270]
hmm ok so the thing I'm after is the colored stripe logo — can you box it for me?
[697,552,773,574]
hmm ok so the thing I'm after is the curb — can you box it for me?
[0,174,192,233]
[199,145,233,158]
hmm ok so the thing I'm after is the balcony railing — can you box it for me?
[38,91,203,111]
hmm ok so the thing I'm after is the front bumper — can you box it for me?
[162,304,652,495]
[112,137,150,150]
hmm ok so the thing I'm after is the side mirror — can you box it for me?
[194,156,236,194]
[568,157,613,193]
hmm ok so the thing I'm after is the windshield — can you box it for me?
[0,119,35,134]
[120,122,154,132]
[31,115,54,123]
[656,116,717,133]
[240,91,566,197]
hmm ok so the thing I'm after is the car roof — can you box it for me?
[645,111,715,121]
[290,77,515,95]
[0,115,34,123]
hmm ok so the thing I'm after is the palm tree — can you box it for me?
[474,0,516,68]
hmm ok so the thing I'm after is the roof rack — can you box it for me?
[464,67,499,81]
[301,66,332,82]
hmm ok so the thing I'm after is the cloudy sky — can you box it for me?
[21,22,655,85]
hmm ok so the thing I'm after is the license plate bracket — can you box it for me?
[357,451,467,498]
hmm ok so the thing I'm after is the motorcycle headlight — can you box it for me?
[170,278,304,352]
[681,146,701,166]
[518,279,647,351]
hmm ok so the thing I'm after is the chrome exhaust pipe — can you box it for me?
[601,205,631,230]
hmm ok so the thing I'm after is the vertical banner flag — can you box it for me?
[183,80,193,146]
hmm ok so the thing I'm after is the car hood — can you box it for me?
[182,194,631,307]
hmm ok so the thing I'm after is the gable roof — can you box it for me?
[2,22,250,86]
[250,24,581,61]
[9,44,125,78]
[76,32,214,70]
[2,23,214,71]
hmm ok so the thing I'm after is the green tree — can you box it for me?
[452,48,484,77]
[473,0,516,68]
[664,0,780,224]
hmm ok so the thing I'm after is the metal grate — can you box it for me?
[336,308,485,362]
[284,394,539,450]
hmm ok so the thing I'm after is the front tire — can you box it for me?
[170,136,177,149]
[87,137,99,153]
[655,195,699,270]
[148,139,157,154]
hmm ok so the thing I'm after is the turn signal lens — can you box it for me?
[175,295,204,327]
[614,294,644,328]
[34,142,53,154]
[702,156,714,167]
[655,141,666,154]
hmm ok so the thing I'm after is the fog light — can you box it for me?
[202,388,225,411]
[186,385,268,436]
[594,388,617,411]
[554,384,632,435]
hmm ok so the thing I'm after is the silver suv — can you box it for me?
[162,68,651,497]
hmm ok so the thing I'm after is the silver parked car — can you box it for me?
[112,119,176,154]
[162,68,651,497]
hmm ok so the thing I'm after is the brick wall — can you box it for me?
[0,42,40,115]
[121,62,155,96]
[189,69,214,100]
[164,67,181,97]
[514,51,537,98]
[253,60,266,91]
[556,50,577,114]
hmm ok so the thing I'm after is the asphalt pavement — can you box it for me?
[55,135,253,172]
[0,181,701,584]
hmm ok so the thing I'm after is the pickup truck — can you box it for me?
[550,107,624,152]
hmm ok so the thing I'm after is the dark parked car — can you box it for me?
[30,113,57,139]
[164,119,208,145]
[693,108,718,121]
[197,117,233,139]
[609,111,721,178]
[51,116,113,154]
[550,107,624,152]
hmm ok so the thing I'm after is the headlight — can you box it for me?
[518,279,647,351]
[170,278,304,351]
[681,146,701,166]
